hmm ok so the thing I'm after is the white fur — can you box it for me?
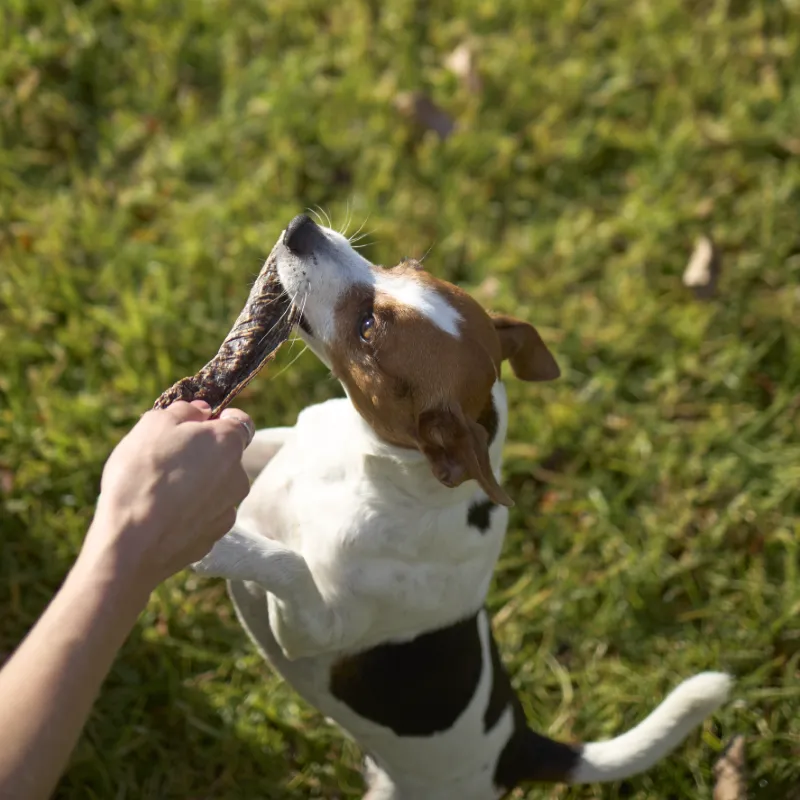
[194,220,730,797]
[277,223,373,343]
[275,223,461,345]
[196,389,516,797]
[572,672,733,783]
[196,387,730,796]
[374,272,462,337]
[199,388,510,658]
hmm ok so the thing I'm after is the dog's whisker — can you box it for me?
[312,205,332,230]
[283,293,308,359]
[419,241,436,263]
[307,207,325,227]
[272,343,309,380]
[316,205,332,229]
[271,289,308,379]
[349,213,372,243]
[339,200,353,237]
[255,292,296,347]
[349,228,376,245]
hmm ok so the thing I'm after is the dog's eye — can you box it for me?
[359,314,376,342]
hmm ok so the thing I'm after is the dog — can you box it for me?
[195,214,731,799]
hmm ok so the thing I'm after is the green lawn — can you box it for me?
[2,1,799,797]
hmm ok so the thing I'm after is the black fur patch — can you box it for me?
[466,395,500,534]
[478,397,499,444]
[467,499,496,533]
[494,722,582,788]
[483,618,510,732]
[329,612,483,736]
[487,627,582,789]
[298,314,314,337]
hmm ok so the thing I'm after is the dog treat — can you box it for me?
[154,256,299,417]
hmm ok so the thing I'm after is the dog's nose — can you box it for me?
[284,214,318,256]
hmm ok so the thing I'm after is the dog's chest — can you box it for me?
[238,398,509,604]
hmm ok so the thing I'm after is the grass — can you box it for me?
[1,0,799,797]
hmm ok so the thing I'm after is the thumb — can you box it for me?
[217,408,255,451]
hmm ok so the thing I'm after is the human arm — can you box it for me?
[0,401,253,800]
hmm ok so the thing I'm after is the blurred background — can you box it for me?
[1,0,799,797]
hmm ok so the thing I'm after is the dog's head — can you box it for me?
[274,214,559,506]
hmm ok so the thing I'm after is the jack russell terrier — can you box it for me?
[195,214,730,799]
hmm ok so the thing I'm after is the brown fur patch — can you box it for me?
[329,266,499,444]
[324,261,556,498]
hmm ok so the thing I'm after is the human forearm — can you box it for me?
[0,401,252,799]
[0,542,148,800]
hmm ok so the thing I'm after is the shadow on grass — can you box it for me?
[61,584,364,800]
[0,558,359,800]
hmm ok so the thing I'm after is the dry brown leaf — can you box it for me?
[16,69,40,103]
[475,275,500,300]
[10,223,34,252]
[394,91,456,139]
[0,468,13,494]
[779,137,800,156]
[445,42,482,94]
[683,235,721,299]
[143,115,162,135]
[713,735,747,800]
[694,197,715,219]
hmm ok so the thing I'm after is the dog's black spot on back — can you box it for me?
[329,612,482,737]
[478,396,499,444]
[467,499,496,533]
[486,628,582,789]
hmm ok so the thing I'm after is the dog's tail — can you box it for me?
[568,672,731,783]
[512,672,731,786]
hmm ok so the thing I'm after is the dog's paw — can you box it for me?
[192,552,224,577]
[192,540,243,578]
[192,529,266,580]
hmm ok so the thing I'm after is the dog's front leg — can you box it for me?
[193,525,345,658]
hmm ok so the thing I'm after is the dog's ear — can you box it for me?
[417,406,513,507]
[491,314,560,382]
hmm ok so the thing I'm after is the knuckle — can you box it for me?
[193,425,219,448]
[138,409,165,430]
[165,400,190,416]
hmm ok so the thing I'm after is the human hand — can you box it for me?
[80,401,254,595]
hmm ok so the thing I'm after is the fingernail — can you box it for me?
[191,400,211,411]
